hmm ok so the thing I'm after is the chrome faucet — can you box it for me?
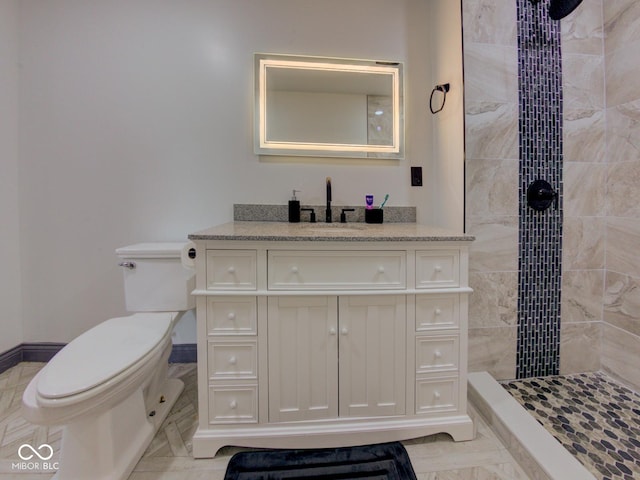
[325,177,332,223]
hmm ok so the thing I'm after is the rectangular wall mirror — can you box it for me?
[255,54,404,159]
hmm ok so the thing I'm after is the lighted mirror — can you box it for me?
[255,54,403,159]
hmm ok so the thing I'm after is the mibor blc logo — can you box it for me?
[12,443,58,471]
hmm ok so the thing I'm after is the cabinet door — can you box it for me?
[267,296,338,422]
[338,295,406,417]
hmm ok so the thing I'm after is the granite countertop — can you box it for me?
[189,222,474,242]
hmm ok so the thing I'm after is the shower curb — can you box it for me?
[468,372,596,480]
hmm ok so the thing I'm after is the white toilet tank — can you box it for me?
[116,242,195,312]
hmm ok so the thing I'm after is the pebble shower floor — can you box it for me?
[503,372,640,480]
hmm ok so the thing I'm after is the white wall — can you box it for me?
[0,0,23,352]
[426,0,465,231]
[14,0,463,345]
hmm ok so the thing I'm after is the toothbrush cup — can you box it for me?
[365,208,384,224]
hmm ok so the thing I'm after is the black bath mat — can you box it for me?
[224,441,417,480]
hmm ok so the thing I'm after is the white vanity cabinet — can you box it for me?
[190,225,474,458]
[267,294,406,423]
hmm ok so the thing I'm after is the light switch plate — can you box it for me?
[411,167,423,187]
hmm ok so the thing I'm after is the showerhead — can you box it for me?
[548,0,583,20]
[530,0,584,20]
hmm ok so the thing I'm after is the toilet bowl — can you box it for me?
[22,242,195,480]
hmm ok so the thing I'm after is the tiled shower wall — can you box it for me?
[463,0,605,380]
[602,1,640,392]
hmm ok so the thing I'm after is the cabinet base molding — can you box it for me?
[192,414,475,458]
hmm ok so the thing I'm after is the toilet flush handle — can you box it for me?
[118,261,136,270]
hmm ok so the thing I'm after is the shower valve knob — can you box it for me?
[527,179,558,212]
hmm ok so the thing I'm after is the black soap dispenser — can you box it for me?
[288,190,301,223]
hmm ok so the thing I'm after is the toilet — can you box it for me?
[22,242,195,480]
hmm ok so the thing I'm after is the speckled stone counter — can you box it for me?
[188,221,474,242]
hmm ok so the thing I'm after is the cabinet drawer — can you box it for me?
[416,377,458,415]
[208,384,258,424]
[416,251,460,288]
[208,341,257,380]
[415,295,460,331]
[416,336,459,374]
[206,297,257,335]
[268,251,405,290]
[206,250,257,290]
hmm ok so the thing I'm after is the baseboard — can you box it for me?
[0,344,23,376]
[22,342,67,362]
[0,342,197,375]
[169,343,197,363]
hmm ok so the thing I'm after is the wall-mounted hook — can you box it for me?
[429,83,450,114]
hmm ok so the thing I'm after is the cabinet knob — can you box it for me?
[434,265,442,273]
[228,312,236,320]
[228,356,237,365]
[291,266,299,273]
[341,327,348,335]
[434,308,442,315]
[329,327,337,335]
[434,391,441,400]
[228,266,236,274]
[434,350,442,359]
[229,400,238,409]
[377,266,385,273]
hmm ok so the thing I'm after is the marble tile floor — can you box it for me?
[0,362,530,480]
[503,372,640,480]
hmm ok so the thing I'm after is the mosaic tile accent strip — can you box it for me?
[503,372,640,480]
[516,0,564,378]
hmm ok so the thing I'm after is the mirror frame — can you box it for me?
[254,53,404,159]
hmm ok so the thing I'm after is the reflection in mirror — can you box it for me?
[255,54,403,159]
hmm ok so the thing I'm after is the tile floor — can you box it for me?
[503,372,640,480]
[0,362,530,479]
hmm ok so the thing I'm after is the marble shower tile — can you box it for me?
[563,162,606,217]
[469,272,518,328]
[562,108,605,163]
[559,322,602,374]
[603,270,640,336]
[463,43,518,104]
[465,159,519,217]
[606,98,640,163]
[462,0,517,46]
[604,0,640,55]
[465,102,519,160]
[606,160,640,217]
[561,0,604,56]
[605,38,640,107]
[601,322,640,391]
[561,269,604,323]
[562,53,605,111]
[562,217,605,270]
[605,216,640,276]
[467,216,519,273]
[468,326,517,381]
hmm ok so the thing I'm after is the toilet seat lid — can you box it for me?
[37,313,175,399]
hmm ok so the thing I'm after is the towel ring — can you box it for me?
[430,83,450,114]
